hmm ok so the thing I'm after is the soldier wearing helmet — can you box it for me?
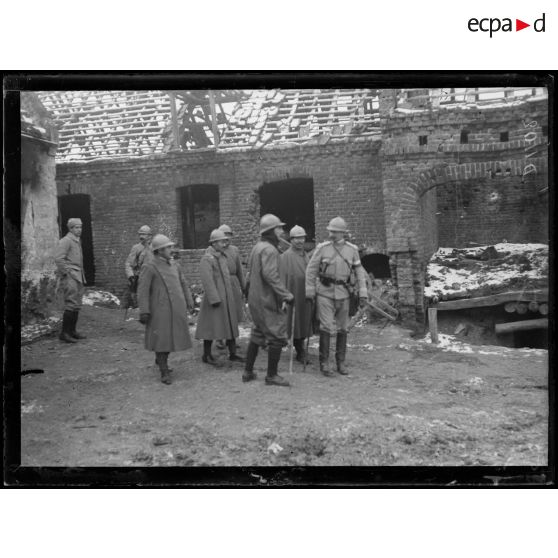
[280,225,314,365]
[124,225,153,307]
[137,234,193,385]
[305,216,368,376]
[242,214,294,387]
[195,229,243,365]
[216,224,246,345]
[54,217,87,343]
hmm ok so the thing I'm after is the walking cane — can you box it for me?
[303,299,313,373]
[289,305,296,375]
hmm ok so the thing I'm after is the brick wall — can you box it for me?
[54,93,548,326]
[378,91,548,325]
[56,140,387,296]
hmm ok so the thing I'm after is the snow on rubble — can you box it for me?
[82,289,121,308]
[424,242,548,300]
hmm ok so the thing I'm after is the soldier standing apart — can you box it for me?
[125,225,153,307]
[55,218,87,343]
[217,224,246,347]
[195,229,244,365]
[305,217,368,376]
[280,225,313,365]
[138,234,192,385]
[242,214,294,387]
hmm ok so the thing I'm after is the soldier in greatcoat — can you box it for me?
[124,225,153,307]
[195,229,243,365]
[54,217,87,343]
[305,217,368,376]
[242,214,294,387]
[280,225,313,365]
[138,234,193,385]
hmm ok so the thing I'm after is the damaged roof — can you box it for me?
[219,89,380,149]
[37,89,381,162]
[38,90,172,161]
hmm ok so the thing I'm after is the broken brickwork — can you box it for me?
[378,90,548,325]
[48,88,548,327]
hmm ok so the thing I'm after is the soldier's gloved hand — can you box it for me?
[359,297,368,309]
[139,313,150,325]
[211,301,221,308]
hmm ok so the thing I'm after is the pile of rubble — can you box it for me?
[82,289,121,308]
[424,243,548,301]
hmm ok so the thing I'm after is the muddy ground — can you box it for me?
[20,305,548,467]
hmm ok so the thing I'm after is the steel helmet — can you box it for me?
[138,225,152,235]
[218,224,233,236]
[289,225,307,238]
[151,234,175,251]
[209,229,228,244]
[259,213,285,234]
[326,216,348,233]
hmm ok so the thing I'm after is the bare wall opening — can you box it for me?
[58,193,95,285]
[178,184,220,249]
[259,178,315,243]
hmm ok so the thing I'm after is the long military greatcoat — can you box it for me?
[247,239,292,342]
[195,246,239,340]
[280,246,314,339]
[138,255,192,352]
[223,244,246,321]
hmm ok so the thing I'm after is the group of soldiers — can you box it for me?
[54,214,368,387]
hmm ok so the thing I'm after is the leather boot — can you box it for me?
[227,339,245,362]
[156,352,172,385]
[202,340,218,365]
[265,346,290,386]
[319,331,333,376]
[70,311,87,339]
[242,341,259,382]
[335,331,348,375]
[59,310,77,343]
[294,338,310,365]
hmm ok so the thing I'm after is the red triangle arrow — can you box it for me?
[516,19,530,31]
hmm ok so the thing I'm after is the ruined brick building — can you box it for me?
[37,88,549,325]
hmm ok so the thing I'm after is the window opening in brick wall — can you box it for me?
[259,178,315,247]
[178,184,220,249]
[419,135,428,146]
[500,131,509,142]
[542,125,548,137]
[460,130,469,144]
[58,193,95,284]
[361,254,391,279]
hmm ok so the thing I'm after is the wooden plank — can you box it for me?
[495,318,548,335]
[436,289,548,311]
[428,307,439,344]
[366,301,397,321]
[207,90,220,146]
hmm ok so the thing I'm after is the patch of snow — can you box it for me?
[82,290,121,307]
[425,243,548,299]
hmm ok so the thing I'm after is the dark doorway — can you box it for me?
[361,253,391,279]
[259,178,315,244]
[178,184,220,249]
[58,194,95,285]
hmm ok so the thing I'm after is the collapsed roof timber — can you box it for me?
[38,87,547,162]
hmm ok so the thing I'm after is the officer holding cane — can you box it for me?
[305,217,368,376]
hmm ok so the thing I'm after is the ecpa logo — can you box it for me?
[468,13,546,37]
